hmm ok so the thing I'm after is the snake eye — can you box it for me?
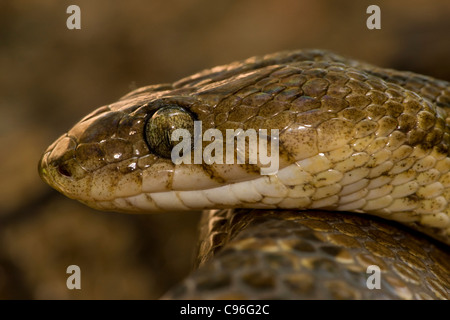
[144,105,195,159]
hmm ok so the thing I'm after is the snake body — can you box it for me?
[39,49,450,299]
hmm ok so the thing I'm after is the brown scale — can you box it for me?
[163,209,450,299]
[39,49,450,299]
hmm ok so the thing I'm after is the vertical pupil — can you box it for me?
[145,105,194,159]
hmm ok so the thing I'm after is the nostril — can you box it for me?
[58,164,72,177]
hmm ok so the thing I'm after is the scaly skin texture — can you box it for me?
[38,49,450,299]
[164,210,450,299]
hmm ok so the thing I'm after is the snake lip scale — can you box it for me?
[38,49,450,299]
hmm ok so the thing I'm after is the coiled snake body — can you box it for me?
[39,49,450,299]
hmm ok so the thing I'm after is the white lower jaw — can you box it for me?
[87,161,450,244]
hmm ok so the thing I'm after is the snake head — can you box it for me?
[38,80,283,212]
[37,100,151,211]
[38,89,202,212]
[38,51,318,212]
[38,49,450,246]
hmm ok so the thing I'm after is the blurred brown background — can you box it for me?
[0,0,449,299]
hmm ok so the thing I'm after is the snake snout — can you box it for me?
[38,134,90,198]
[38,151,52,185]
[38,150,67,195]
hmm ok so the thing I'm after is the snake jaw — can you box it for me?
[38,49,450,246]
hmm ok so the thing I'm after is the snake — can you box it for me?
[38,49,450,299]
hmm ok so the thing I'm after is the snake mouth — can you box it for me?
[38,150,69,195]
